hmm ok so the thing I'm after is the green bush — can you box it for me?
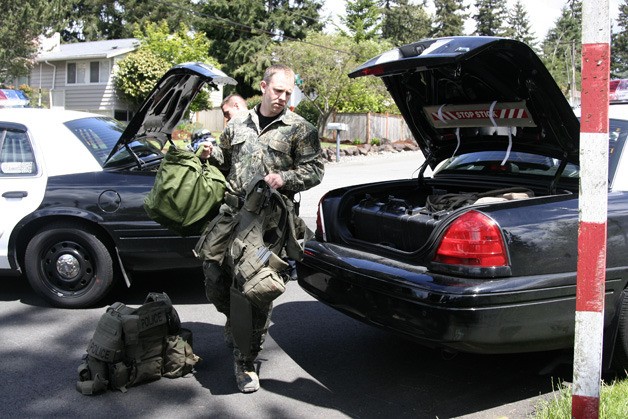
[293,100,320,127]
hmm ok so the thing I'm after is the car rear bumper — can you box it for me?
[296,241,614,354]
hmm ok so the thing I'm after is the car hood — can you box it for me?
[349,37,580,168]
[106,62,236,163]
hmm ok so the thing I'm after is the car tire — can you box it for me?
[612,289,628,371]
[24,223,115,308]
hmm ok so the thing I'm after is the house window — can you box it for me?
[67,63,77,84]
[90,61,100,83]
[114,109,134,122]
[67,60,110,84]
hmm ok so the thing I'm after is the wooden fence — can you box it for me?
[193,108,225,132]
[194,110,415,144]
[324,112,414,144]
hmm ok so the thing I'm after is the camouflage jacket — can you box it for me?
[208,105,325,196]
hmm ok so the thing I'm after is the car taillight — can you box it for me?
[433,210,508,267]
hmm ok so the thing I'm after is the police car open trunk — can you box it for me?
[316,37,581,270]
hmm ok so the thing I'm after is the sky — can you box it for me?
[321,0,621,44]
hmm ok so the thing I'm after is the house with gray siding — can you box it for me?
[27,34,225,122]
[29,34,140,121]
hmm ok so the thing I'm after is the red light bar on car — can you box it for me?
[424,101,536,129]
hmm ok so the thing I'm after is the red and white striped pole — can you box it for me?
[573,1,610,418]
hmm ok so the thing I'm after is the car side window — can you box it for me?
[0,128,37,176]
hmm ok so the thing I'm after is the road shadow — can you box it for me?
[0,268,207,309]
[268,299,574,418]
[0,271,580,418]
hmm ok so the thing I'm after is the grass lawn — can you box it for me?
[534,378,628,418]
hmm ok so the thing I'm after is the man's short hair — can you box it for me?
[221,93,246,108]
[263,64,295,84]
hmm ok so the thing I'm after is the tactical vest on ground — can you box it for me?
[76,292,200,395]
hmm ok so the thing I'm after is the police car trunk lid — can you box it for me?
[348,36,580,169]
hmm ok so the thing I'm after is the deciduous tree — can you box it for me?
[114,21,218,111]
[270,32,395,135]
[113,49,171,111]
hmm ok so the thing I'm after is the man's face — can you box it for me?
[221,101,240,122]
[260,70,294,117]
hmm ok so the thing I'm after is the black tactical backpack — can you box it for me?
[76,292,200,395]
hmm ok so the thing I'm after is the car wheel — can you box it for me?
[612,289,628,371]
[24,224,115,308]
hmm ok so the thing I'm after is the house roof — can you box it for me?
[37,38,140,62]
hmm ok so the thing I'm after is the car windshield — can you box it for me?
[434,151,578,179]
[434,118,628,184]
[103,138,164,168]
[63,116,163,168]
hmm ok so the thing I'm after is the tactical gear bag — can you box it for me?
[144,145,227,236]
[76,292,200,395]
[228,178,294,308]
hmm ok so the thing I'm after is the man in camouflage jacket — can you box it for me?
[197,64,324,393]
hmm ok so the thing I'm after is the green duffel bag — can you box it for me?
[144,145,226,236]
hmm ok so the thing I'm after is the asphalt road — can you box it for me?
[0,151,570,418]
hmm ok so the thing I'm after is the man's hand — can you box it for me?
[264,173,284,189]
[199,141,213,160]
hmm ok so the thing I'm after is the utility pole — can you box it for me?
[572,1,610,418]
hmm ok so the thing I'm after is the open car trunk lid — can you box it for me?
[105,62,236,165]
[349,36,580,169]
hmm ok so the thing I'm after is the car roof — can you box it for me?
[574,103,628,121]
[609,103,628,120]
[0,108,105,176]
[0,107,102,124]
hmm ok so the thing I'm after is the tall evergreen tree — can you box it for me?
[432,0,468,37]
[198,0,322,98]
[541,0,582,99]
[381,0,432,46]
[503,0,536,47]
[60,0,198,42]
[341,0,382,42]
[473,0,508,36]
[611,0,628,78]
[0,2,69,81]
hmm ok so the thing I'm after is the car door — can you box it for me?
[0,123,46,270]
